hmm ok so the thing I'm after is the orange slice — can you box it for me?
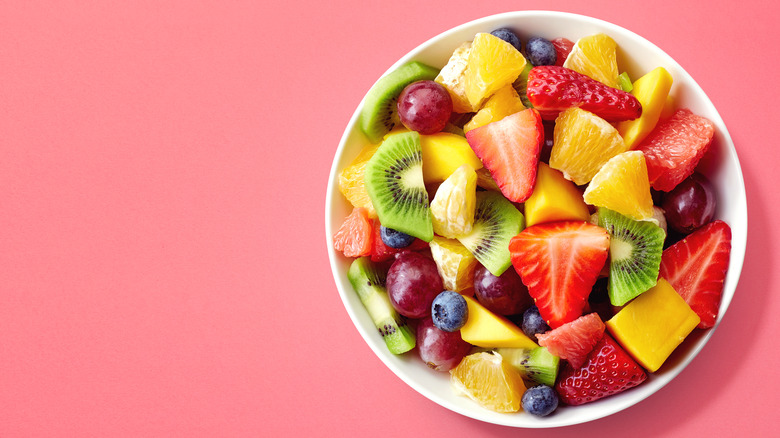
[465,33,526,109]
[338,143,379,217]
[563,33,619,88]
[450,351,526,413]
[583,150,654,220]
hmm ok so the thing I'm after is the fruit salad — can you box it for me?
[332,27,732,417]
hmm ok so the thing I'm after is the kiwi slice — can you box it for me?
[512,56,534,109]
[456,191,524,276]
[597,207,666,306]
[364,131,433,241]
[348,257,416,355]
[359,61,440,143]
[496,347,560,387]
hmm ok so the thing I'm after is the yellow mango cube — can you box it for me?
[606,278,700,372]
[463,84,525,133]
[617,67,673,148]
[524,163,590,227]
[460,296,538,349]
[420,132,483,183]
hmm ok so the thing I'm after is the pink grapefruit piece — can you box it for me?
[536,312,606,369]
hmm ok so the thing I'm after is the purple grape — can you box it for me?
[661,173,716,234]
[416,317,471,372]
[386,251,443,319]
[397,80,452,135]
[473,264,532,315]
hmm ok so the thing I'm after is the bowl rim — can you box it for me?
[325,10,747,428]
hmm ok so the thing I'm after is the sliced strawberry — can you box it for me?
[526,66,642,122]
[537,312,605,369]
[333,207,374,257]
[659,220,731,328]
[370,220,428,262]
[551,38,574,66]
[465,108,542,203]
[635,108,715,192]
[509,221,609,328]
[556,333,647,406]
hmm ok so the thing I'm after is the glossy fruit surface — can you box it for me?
[473,264,532,315]
[380,226,415,248]
[417,317,471,371]
[450,351,526,413]
[536,312,605,369]
[562,33,619,88]
[386,251,443,318]
[465,32,527,108]
[525,36,556,66]
[522,385,559,417]
[583,150,654,220]
[333,207,374,257]
[521,306,550,342]
[551,37,574,66]
[432,291,468,332]
[662,173,717,234]
[397,80,453,135]
[489,28,522,52]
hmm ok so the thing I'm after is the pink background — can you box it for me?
[0,0,776,436]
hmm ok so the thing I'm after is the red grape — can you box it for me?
[473,264,533,315]
[397,80,452,134]
[416,317,471,371]
[662,173,716,234]
[386,251,443,318]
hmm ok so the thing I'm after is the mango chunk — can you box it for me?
[463,84,525,133]
[420,132,483,183]
[524,163,590,227]
[460,295,538,349]
[606,278,700,372]
[617,67,673,149]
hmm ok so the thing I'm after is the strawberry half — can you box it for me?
[465,108,543,203]
[556,333,647,406]
[659,220,732,328]
[509,221,610,328]
[526,66,642,122]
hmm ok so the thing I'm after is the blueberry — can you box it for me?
[380,226,415,249]
[521,305,550,341]
[431,291,468,332]
[525,36,556,66]
[490,28,522,52]
[521,385,559,417]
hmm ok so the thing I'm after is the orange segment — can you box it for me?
[563,33,619,88]
[435,42,476,114]
[583,150,654,220]
[465,33,527,109]
[549,107,629,185]
[450,351,526,413]
[338,143,379,217]
[429,236,479,293]
[430,165,477,238]
[463,84,525,133]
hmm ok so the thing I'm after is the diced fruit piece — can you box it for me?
[662,173,717,234]
[459,295,538,349]
[512,56,535,108]
[386,251,443,319]
[527,66,642,122]
[364,131,433,241]
[526,37,557,66]
[420,132,483,184]
[524,162,590,227]
[473,264,532,316]
[497,347,559,387]
[397,80,453,135]
[359,61,440,143]
[370,220,428,262]
[522,385,559,417]
[606,278,700,372]
[432,291,469,332]
[456,191,525,277]
[521,305,550,342]
[659,94,675,120]
[489,28,522,52]
[555,334,647,406]
[536,313,605,369]
[617,72,633,92]
[583,151,654,221]
[429,236,479,293]
[562,33,619,88]
[617,67,674,148]
[598,208,666,306]
[417,316,471,371]
[430,165,477,238]
[435,42,476,114]
[551,38,574,67]
[333,207,374,257]
[450,351,527,413]
[465,108,543,202]
[635,108,715,192]
[659,220,732,328]
[509,221,610,328]
[338,143,379,217]
[475,167,500,192]
[347,257,415,354]
[463,85,525,133]
[549,107,629,185]
[465,33,527,108]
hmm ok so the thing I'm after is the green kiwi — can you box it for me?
[456,191,524,276]
[512,56,535,109]
[597,207,666,306]
[496,347,560,387]
[359,61,440,143]
[348,257,415,355]
[364,131,433,241]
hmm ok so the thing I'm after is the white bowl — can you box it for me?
[325,11,747,428]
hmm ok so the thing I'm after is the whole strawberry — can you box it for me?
[555,334,646,405]
[526,66,642,122]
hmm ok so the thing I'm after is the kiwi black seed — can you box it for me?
[496,347,560,387]
[456,191,524,276]
[364,131,433,242]
[348,257,416,355]
[597,207,666,306]
[359,61,440,143]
